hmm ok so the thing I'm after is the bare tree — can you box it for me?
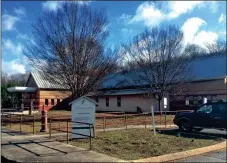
[24,2,118,99]
[205,40,226,54]
[121,25,194,111]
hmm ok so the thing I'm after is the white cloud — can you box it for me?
[42,1,62,11]
[16,33,29,40]
[219,31,226,35]
[181,17,218,49]
[130,2,165,26]
[167,1,203,19]
[181,17,206,45]
[129,1,220,27]
[192,31,218,49]
[42,1,91,11]
[119,13,132,23]
[2,14,20,31]
[209,1,218,13]
[2,60,26,75]
[14,8,26,16]
[218,14,226,23]
[2,39,23,56]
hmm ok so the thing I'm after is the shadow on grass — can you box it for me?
[157,128,226,140]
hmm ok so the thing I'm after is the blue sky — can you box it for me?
[2,1,226,75]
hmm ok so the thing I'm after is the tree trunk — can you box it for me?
[158,99,161,112]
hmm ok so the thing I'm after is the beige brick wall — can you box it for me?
[93,95,168,112]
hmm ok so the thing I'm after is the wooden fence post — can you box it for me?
[144,113,146,129]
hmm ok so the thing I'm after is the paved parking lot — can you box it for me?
[172,149,226,162]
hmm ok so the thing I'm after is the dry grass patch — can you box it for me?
[54,129,223,160]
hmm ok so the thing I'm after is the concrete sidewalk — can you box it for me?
[1,127,126,162]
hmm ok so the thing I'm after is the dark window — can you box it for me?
[57,99,60,104]
[45,99,48,106]
[106,97,109,107]
[51,99,54,105]
[117,96,121,107]
[96,97,99,103]
[213,103,226,114]
[197,104,212,114]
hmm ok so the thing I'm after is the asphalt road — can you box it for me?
[172,128,226,162]
[172,149,226,162]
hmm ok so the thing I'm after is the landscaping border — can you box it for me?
[130,140,226,162]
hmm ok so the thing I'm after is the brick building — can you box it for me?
[7,54,226,112]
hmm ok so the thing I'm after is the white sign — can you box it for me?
[203,97,207,104]
[164,97,167,109]
[70,97,96,139]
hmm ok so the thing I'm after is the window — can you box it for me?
[185,97,189,106]
[213,103,226,114]
[106,96,109,107]
[45,99,48,106]
[117,96,121,107]
[57,99,60,104]
[197,104,212,114]
[95,97,99,103]
[51,99,54,105]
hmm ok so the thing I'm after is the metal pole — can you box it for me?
[67,120,69,144]
[125,114,127,130]
[151,106,156,135]
[103,117,105,132]
[49,119,52,139]
[20,115,22,132]
[10,114,12,129]
[33,116,35,134]
[165,111,167,128]
[104,116,106,132]
[89,125,92,150]
[59,117,60,132]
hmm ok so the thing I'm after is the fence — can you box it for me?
[1,110,194,135]
[49,118,94,149]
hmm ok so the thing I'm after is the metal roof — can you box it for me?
[28,54,226,90]
[101,54,226,89]
[31,71,69,89]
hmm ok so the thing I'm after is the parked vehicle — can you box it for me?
[173,101,227,132]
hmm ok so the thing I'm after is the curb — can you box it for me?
[130,140,226,162]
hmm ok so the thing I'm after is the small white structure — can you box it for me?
[69,96,97,139]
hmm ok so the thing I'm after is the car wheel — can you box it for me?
[179,121,192,132]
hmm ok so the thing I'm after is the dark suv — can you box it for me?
[173,101,227,132]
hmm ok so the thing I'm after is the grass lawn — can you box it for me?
[54,129,223,160]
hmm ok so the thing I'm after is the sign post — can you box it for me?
[70,96,97,139]
[151,105,156,135]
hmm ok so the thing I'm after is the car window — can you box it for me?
[213,103,226,114]
[197,104,212,114]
